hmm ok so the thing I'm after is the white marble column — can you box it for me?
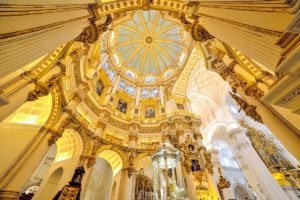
[159,85,165,105]
[0,81,35,122]
[209,149,234,200]
[96,52,109,71]
[111,75,121,95]
[118,168,136,200]
[135,86,141,106]
[226,127,289,200]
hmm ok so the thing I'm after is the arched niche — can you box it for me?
[136,156,153,179]
[233,183,255,200]
[98,150,123,176]
[0,94,53,176]
[31,128,83,200]
[54,128,83,163]
[37,167,63,200]
[96,145,127,171]
[19,145,57,199]
[84,158,113,200]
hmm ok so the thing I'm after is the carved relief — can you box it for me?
[230,92,263,123]
[191,22,214,42]
[75,22,99,44]
[27,82,50,101]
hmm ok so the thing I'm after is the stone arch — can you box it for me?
[233,183,255,200]
[133,152,153,169]
[96,145,128,171]
[66,123,91,158]
[37,167,64,200]
[84,158,113,200]
[54,128,84,162]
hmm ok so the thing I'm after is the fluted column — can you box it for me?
[117,167,136,200]
[135,86,141,106]
[0,3,95,78]
[0,79,35,122]
[226,127,289,200]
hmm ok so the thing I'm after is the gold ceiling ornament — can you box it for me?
[244,82,264,100]
[229,92,263,123]
[27,81,50,102]
[75,15,112,44]
[75,22,99,44]
[240,121,300,187]
[191,22,214,42]
[47,130,63,146]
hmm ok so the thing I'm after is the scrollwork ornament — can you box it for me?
[191,22,214,42]
[230,92,263,123]
[27,81,50,101]
[48,130,62,146]
[75,23,98,44]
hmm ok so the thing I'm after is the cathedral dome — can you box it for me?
[106,10,192,85]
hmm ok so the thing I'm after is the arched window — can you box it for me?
[119,80,126,90]
[126,86,135,95]
[125,70,136,79]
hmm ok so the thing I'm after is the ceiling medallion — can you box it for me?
[145,36,153,44]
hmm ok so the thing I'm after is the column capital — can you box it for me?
[70,92,81,103]
[97,121,106,130]
[47,130,63,146]
[27,81,50,101]
[191,21,214,42]
[128,134,138,142]
[176,130,184,137]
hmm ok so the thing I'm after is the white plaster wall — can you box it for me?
[33,156,81,200]
[0,123,41,176]
[84,158,113,200]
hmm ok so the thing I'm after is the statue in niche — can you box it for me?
[117,99,127,114]
[176,103,184,110]
[96,80,104,96]
[191,159,201,172]
[145,106,155,118]
[188,144,195,152]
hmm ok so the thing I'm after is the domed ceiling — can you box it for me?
[107,10,192,84]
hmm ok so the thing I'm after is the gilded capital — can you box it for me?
[27,81,50,102]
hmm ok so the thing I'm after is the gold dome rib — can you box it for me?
[119,24,145,37]
[124,43,146,66]
[150,11,160,35]
[154,43,178,68]
[155,39,184,47]
[138,11,149,35]
[141,45,149,73]
[150,46,160,73]
[153,24,177,37]
[115,39,144,48]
